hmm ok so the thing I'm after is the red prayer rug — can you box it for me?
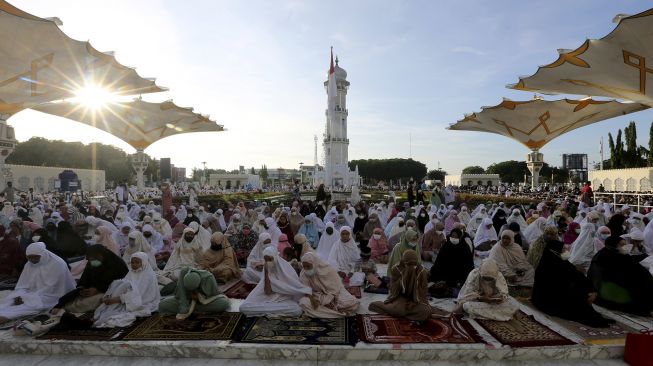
[346,286,362,299]
[475,311,576,347]
[224,280,256,299]
[358,314,483,344]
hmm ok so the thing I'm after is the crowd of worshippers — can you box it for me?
[0,194,652,335]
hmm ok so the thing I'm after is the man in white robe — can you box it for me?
[240,246,312,317]
[0,243,75,322]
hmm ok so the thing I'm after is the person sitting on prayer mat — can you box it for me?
[0,226,25,279]
[52,245,129,314]
[159,227,203,283]
[527,226,559,270]
[327,226,365,286]
[454,258,519,321]
[386,228,421,281]
[159,268,229,319]
[315,222,338,261]
[531,238,614,327]
[93,252,160,328]
[429,228,474,298]
[368,249,434,323]
[0,243,75,323]
[588,235,653,316]
[368,227,389,264]
[198,232,242,284]
[242,233,273,284]
[355,246,386,291]
[299,252,359,318]
[489,230,534,287]
[239,246,311,317]
[291,233,315,260]
[473,218,498,253]
[282,247,303,275]
[420,222,445,263]
[228,223,258,267]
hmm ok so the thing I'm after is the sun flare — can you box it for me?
[74,85,114,109]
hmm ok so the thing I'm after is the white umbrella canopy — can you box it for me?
[448,97,649,150]
[0,0,165,116]
[509,8,653,107]
[33,99,224,150]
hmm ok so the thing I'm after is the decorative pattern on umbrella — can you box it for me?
[33,99,224,150]
[0,0,165,116]
[509,8,653,107]
[448,98,648,149]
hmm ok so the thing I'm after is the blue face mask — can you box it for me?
[89,260,102,268]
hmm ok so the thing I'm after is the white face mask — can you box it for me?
[187,213,193,218]
[598,233,609,241]
[408,242,417,248]
[373,234,381,240]
[450,238,459,244]
[435,230,443,235]
[560,251,571,260]
[32,235,40,242]
[619,244,632,255]
[420,213,426,217]
[303,268,316,276]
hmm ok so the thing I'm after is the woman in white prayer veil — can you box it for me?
[523,217,547,244]
[568,222,598,274]
[573,210,588,224]
[344,207,356,228]
[28,207,43,227]
[142,224,165,254]
[643,218,653,255]
[175,205,188,224]
[188,221,211,251]
[506,209,528,232]
[323,207,338,225]
[93,252,160,328]
[628,213,646,232]
[471,204,486,218]
[160,227,203,283]
[458,205,472,226]
[473,218,498,252]
[309,213,326,234]
[213,209,227,232]
[240,246,312,317]
[128,204,141,221]
[316,222,339,261]
[327,226,365,286]
[0,243,75,322]
[242,233,274,284]
[123,231,157,269]
[261,217,282,246]
[468,206,488,236]
[436,204,448,220]
[385,212,406,238]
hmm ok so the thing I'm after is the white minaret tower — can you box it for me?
[315,48,359,189]
[323,52,350,187]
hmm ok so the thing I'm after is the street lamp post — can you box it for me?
[299,162,304,185]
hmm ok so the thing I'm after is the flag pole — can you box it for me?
[600,136,604,170]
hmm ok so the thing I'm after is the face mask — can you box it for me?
[408,242,417,248]
[598,233,609,241]
[291,212,297,216]
[211,244,223,251]
[435,230,443,235]
[575,229,581,234]
[358,215,365,219]
[89,260,102,268]
[187,214,193,218]
[326,228,334,235]
[303,268,316,276]
[450,238,460,244]
[560,251,571,260]
[619,244,632,255]
[420,213,426,217]
[92,235,101,242]
[32,235,40,242]
[373,234,381,240]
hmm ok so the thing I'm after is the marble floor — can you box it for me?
[0,263,648,363]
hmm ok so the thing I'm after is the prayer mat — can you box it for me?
[235,316,357,346]
[475,311,575,347]
[224,280,256,299]
[0,276,17,291]
[36,317,145,341]
[358,314,483,344]
[122,313,243,341]
[508,286,532,300]
[364,286,389,295]
[346,286,362,299]
[556,318,638,345]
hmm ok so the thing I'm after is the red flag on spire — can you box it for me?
[329,47,335,75]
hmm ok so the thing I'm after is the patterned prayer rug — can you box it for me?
[122,313,243,341]
[224,280,256,299]
[0,276,17,291]
[235,316,357,346]
[556,318,639,345]
[364,286,389,295]
[475,311,576,347]
[346,286,362,299]
[358,314,483,344]
[37,317,146,341]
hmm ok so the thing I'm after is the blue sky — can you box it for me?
[9,0,653,174]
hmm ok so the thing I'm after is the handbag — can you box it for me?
[624,329,653,366]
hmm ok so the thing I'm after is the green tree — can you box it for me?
[624,122,638,168]
[250,167,256,174]
[259,165,269,187]
[349,159,427,183]
[461,166,485,174]
[426,169,447,181]
[608,133,617,169]
[615,129,624,168]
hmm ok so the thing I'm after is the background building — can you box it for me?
[562,154,588,183]
[7,164,105,192]
[209,173,260,190]
[445,173,501,187]
[590,167,653,192]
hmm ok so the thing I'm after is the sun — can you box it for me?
[74,85,115,109]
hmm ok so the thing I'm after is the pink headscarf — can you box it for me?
[563,221,580,245]
[368,227,388,260]
[96,226,119,255]
[444,210,459,235]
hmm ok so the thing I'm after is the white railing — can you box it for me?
[594,192,653,212]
